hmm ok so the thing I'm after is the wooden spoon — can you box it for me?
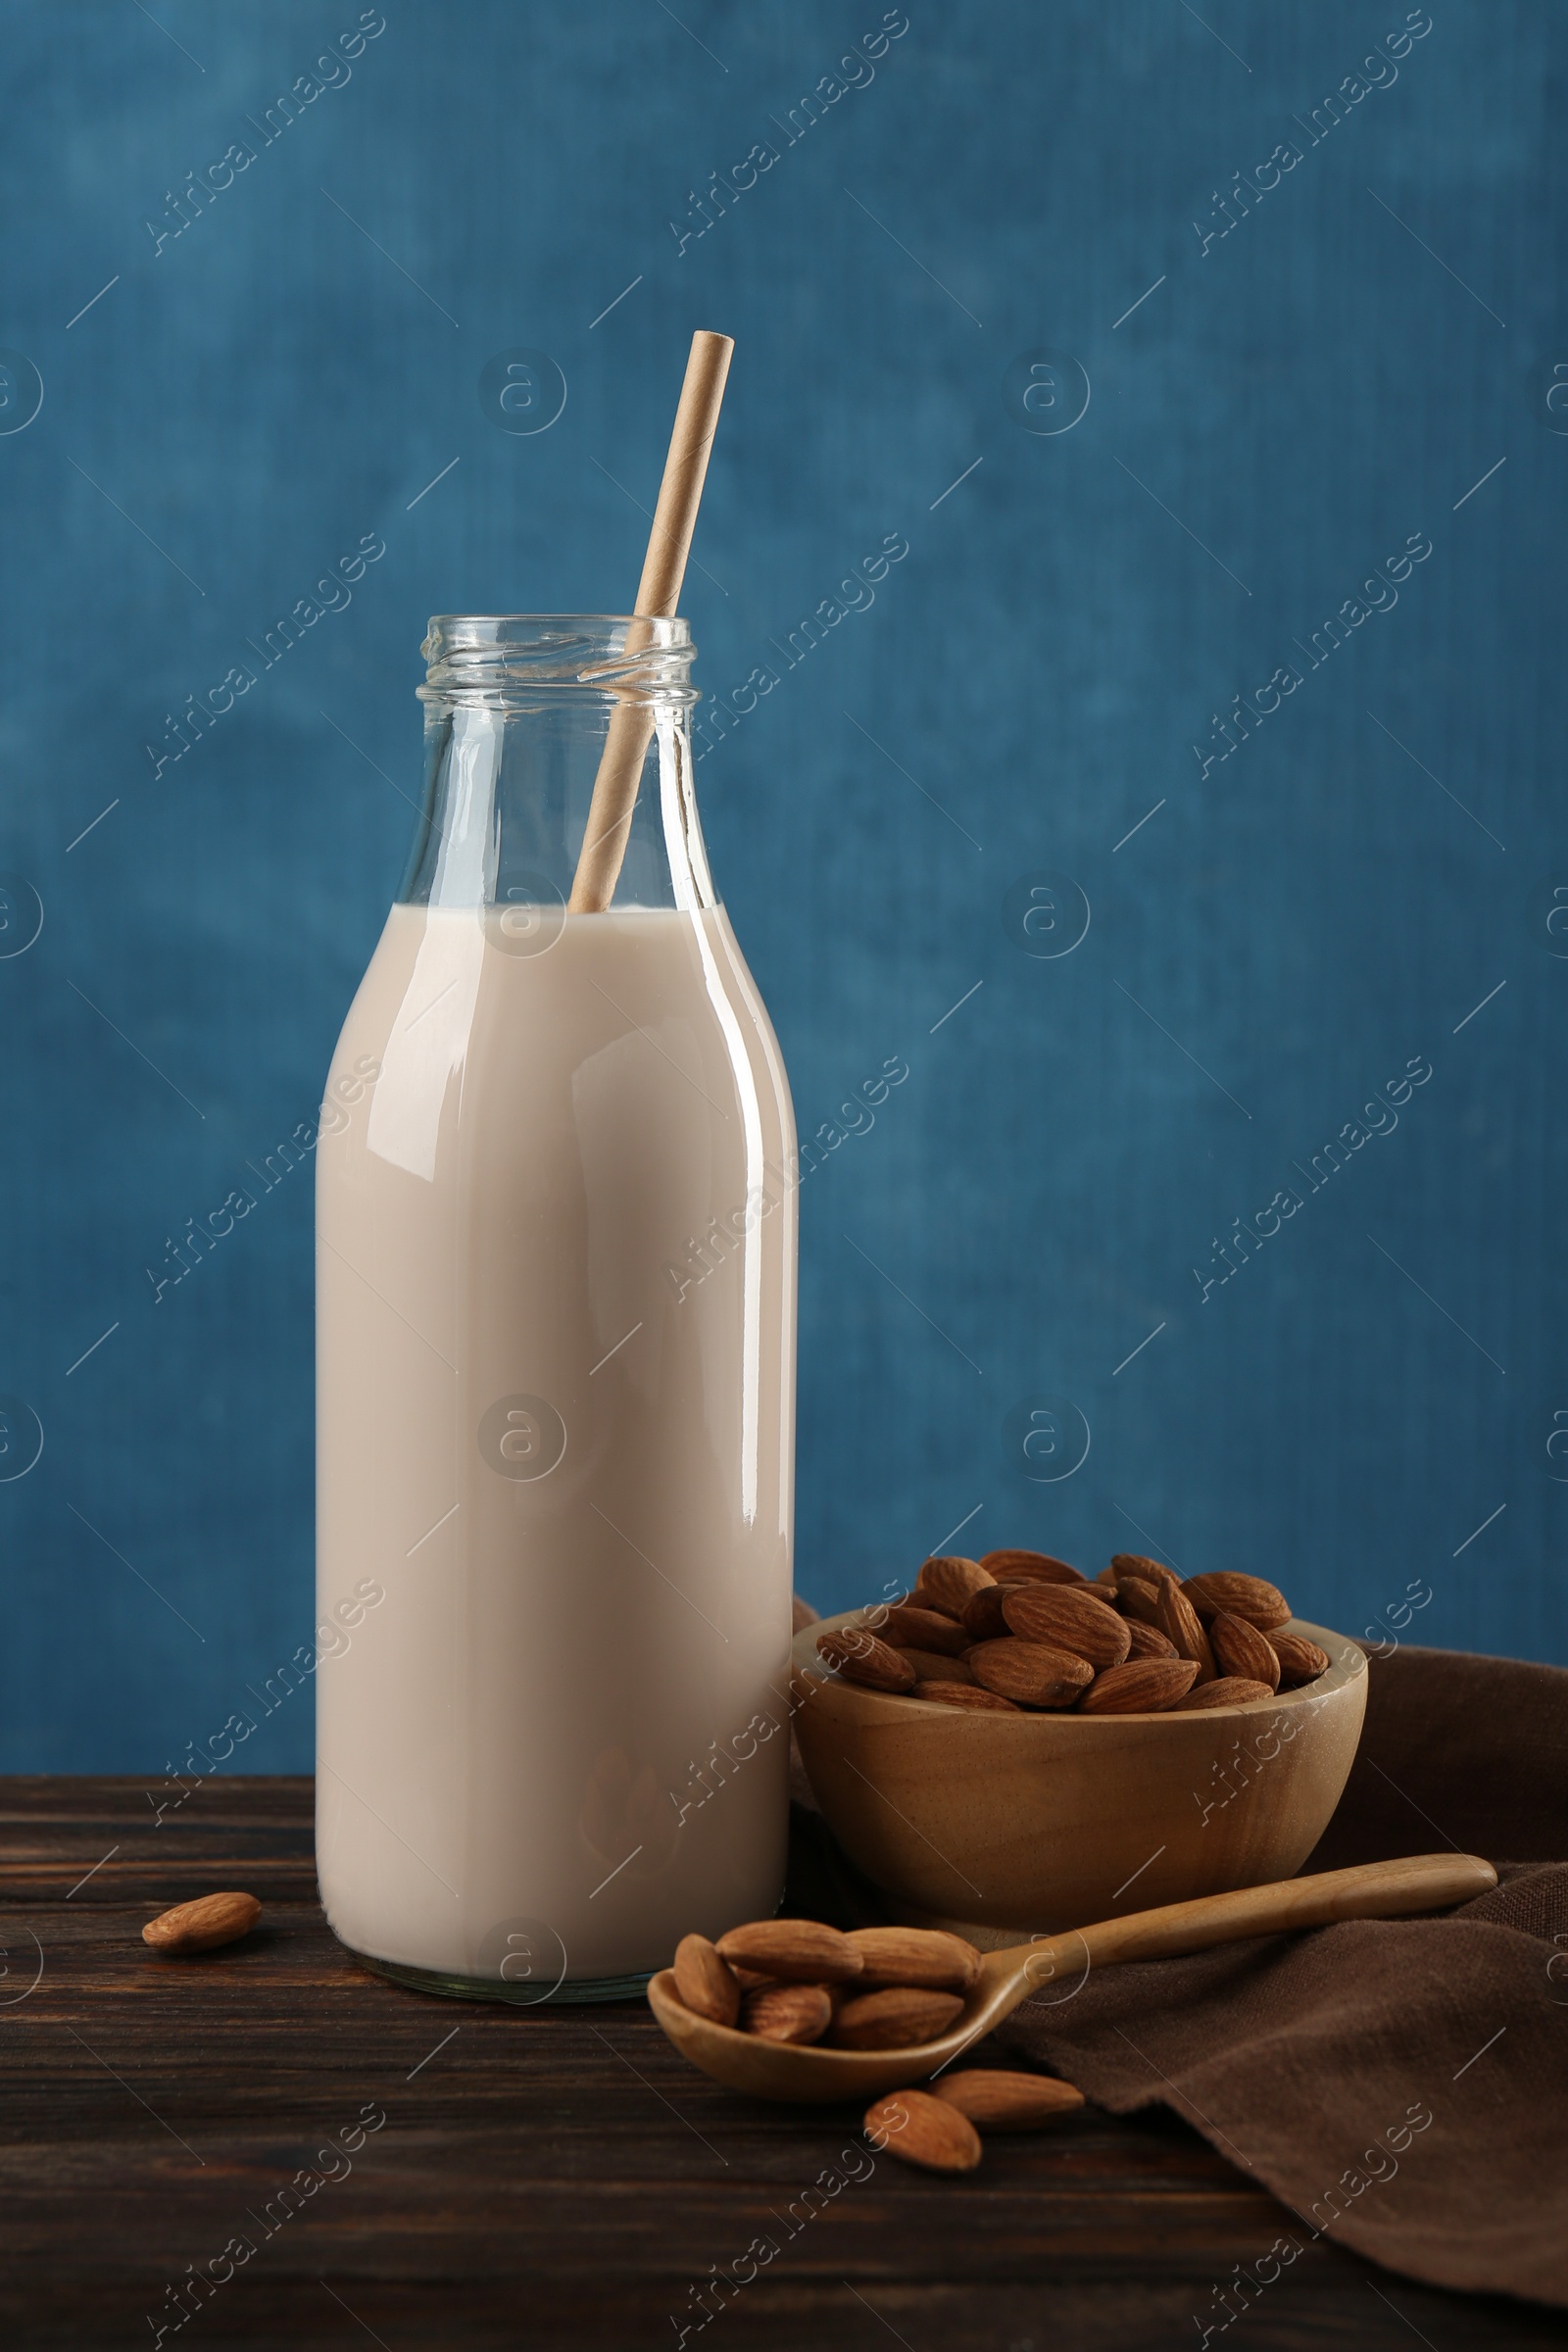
[647,1852,1495,2104]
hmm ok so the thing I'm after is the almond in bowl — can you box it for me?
[793,1550,1366,1941]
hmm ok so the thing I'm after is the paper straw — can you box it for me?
[567,330,733,912]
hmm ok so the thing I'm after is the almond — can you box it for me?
[1110,1552,1175,1586]
[743,1983,833,2043]
[728,1962,776,1991]
[1272,1631,1330,1687]
[1094,1564,1121,1588]
[671,1933,740,2028]
[816,1627,916,1694]
[715,1919,865,1984]
[1169,1676,1275,1711]
[1114,1577,1165,1627]
[932,2069,1085,2130]
[1156,1580,1217,1683]
[1209,1610,1281,1690]
[959,1581,1026,1642]
[967,1639,1094,1709]
[1179,1571,1292,1631]
[913,1554,995,1618]
[980,1549,1088,1587]
[1124,1618,1179,1661]
[863,2089,981,2173]
[1077,1658,1198,1714]
[911,1679,1021,1713]
[846,1927,984,1994]
[879,1603,972,1658]
[831,1986,964,2050]
[893,1647,974,1686]
[142,1890,261,1954]
[1001,1585,1131,1670]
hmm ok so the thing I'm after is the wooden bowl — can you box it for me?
[791,1612,1367,1944]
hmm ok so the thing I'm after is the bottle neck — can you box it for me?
[399,615,710,916]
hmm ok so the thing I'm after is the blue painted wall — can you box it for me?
[1,0,1561,1772]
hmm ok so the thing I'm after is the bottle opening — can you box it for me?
[420,614,697,709]
[401,613,713,914]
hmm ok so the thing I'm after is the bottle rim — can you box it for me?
[419,613,697,707]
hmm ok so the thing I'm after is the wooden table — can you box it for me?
[0,1777,1554,2350]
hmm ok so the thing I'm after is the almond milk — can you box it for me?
[316,897,796,1991]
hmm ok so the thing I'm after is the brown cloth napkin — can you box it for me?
[786,1645,1568,2309]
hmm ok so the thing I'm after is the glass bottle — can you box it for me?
[316,615,796,2000]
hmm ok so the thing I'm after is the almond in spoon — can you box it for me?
[671,1933,740,2028]
[932,2069,1085,2129]
[142,1891,261,1954]
[845,1927,983,1994]
[863,2089,981,2173]
[715,1919,864,1983]
[742,1983,833,2043]
[1124,1618,1179,1661]
[832,1986,964,2050]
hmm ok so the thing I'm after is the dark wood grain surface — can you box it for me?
[0,1777,1553,2351]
